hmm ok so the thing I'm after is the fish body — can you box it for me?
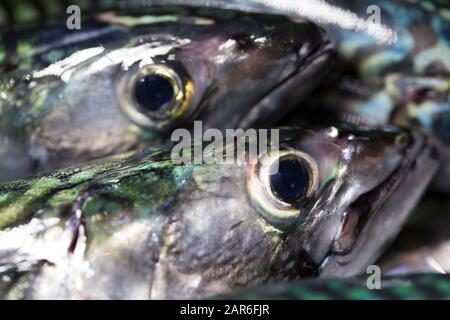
[328,0,450,146]
[378,192,450,275]
[279,0,450,288]
[325,0,450,77]
[303,0,450,191]
[0,124,438,299]
[0,0,446,300]
[0,4,333,181]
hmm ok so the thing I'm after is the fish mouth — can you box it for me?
[238,40,335,128]
[320,132,440,277]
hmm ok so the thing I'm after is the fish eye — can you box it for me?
[117,64,191,130]
[269,157,311,202]
[134,73,175,112]
[247,150,319,228]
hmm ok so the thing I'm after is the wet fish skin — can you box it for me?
[0,125,438,299]
[379,192,450,275]
[302,0,450,191]
[0,4,333,181]
[0,0,444,298]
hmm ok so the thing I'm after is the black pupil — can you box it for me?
[134,74,174,111]
[269,158,310,203]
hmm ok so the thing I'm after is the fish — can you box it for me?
[0,124,438,299]
[321,0,450,77]
[297,0,450,192]
[378,192,450,275]
[0,4,333,181]
[217,273,450,300]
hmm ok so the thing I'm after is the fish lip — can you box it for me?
[237,40,335,128]
[333,133,425,253]
[321,132,439,275]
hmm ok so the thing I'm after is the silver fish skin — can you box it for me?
[379,192,450,275]
[0,125,438,299]
[0,4,333,181]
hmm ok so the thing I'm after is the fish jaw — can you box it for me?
[272,127,439,280]
[196,26,335,131]
[237,40,335,129]
[317,133,440,278]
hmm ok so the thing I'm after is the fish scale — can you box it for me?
[0,0,448,299]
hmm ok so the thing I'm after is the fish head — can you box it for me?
[274,126,439,279]
[0,5,333,180]
[147,125,437,297]
[0,125,437,299]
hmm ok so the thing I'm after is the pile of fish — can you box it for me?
[0,0,449,299]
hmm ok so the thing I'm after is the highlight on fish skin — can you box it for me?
[0,0,449,303]
[0,2,333,182]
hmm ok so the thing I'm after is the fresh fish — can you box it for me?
[379,192,450,275]
[0,125,438,299]
[299,0,450,191]
[0,4,333,181]
[321,0,450,77]
[382,241,450,275]
[217,273,450,300]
